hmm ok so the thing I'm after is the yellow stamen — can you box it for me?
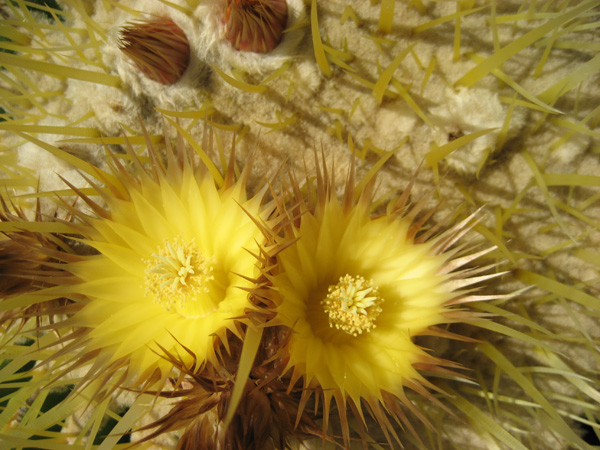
[144,236,214,312]
[321,274,384,336]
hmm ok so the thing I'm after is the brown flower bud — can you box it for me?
[224,0,288,53]
[119,17,190,85]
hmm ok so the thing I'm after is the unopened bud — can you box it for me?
[119,17,190,85]
[224,0,288,53]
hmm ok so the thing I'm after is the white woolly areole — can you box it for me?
[430,87,526,175]
[14,115,91,209]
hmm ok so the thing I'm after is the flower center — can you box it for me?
[144,237,214,312]
[321,274,384,336]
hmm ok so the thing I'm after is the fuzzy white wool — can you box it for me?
[430,87,518,175]
[17,139,85,190]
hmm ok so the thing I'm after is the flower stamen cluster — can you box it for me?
[144,236,214,312]
[321,274,383,336]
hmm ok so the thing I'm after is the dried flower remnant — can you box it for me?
[119,17,190,85]
[0,197,74,328]
[0,215,54,299]
[138,327,326,450]
[224,0,288,53]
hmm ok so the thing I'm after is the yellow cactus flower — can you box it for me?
[39,133,270,390]
[264,156,506,446]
